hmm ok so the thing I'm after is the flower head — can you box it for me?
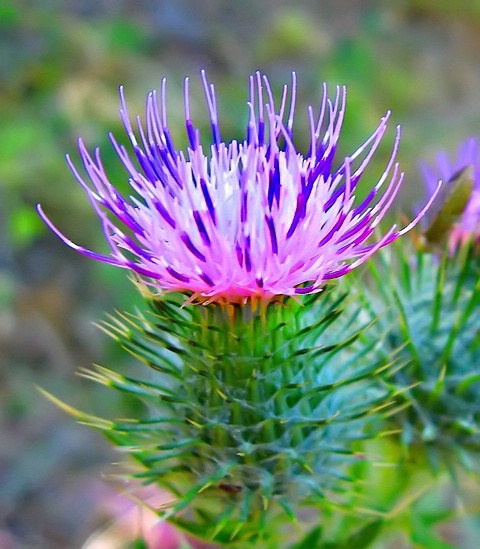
[421,137,480,250]
[39,72,437,302]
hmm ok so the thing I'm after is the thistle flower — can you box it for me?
[38,72,437,302]
[421,137,480,250]
[39,74,442,548]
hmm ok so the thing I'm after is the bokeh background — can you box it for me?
[1,1,480,547]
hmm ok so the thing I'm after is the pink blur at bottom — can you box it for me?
[82,488,214,549]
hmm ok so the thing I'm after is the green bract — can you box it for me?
[358,241,480,470]
[53,290,394,547]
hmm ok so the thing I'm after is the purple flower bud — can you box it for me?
[420,137,480,250]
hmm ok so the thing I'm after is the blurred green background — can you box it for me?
[1,1,480,547]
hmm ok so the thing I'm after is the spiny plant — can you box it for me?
[50,288,395,547]
[369,242,480,468]
[352,163,480,473]
[39,72,437,548]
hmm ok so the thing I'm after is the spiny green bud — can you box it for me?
[356,239,480,471]
[51,289,393,547]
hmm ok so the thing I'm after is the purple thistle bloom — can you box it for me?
[421,137,480,250]
[38,72,438,302]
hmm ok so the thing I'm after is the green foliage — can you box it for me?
[358,239,480,470]
[57,289,394,547]
[101,19,150,53]
[126,539,149,549]
[255,8,330,62]
[287,519,384,549]
[408,0,480,24]
[287,526,323,549]
[0,0,21,25]
[8,203,44,249]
